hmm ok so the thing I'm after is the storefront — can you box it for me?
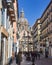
[1,33,8,65]
[0,25,8,65]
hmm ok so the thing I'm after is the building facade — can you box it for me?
[17,9,33,52]
[32,19,41,51]
[40,1,52,56]
[32,1,52,56]
[0,0,16,65]
[13,0,19,53]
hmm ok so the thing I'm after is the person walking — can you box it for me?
[37,51,40,59]
[8,52,15,65]
[35,50,38,60]
[31,51,35,65]
[16,51,22,65]
[45,48,49,58]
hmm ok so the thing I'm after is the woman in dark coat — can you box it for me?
[16,51,22,65]
[16,53,18,65]
[31,51,35,65]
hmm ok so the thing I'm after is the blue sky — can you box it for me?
[18,0,51,26]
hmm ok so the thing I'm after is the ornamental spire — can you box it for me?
[20,8,24,18]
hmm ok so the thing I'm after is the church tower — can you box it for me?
[20,8,24,18]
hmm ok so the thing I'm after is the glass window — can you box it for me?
[2,8,5,26]
[6,16,9,31]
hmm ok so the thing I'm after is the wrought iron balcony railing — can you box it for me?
[48,30,52,34]
[6,0,12,3]
[47,18,52,25]
[6,0,15,3]
[9,3,14,10]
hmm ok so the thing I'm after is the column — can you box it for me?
[8,36,10,58]
[3,38,6,65]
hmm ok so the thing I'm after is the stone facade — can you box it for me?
[40,1,52,56]
[32,19,41,51]
[0,0,18,65]
[32,1,52,56]
[17,9,33,52]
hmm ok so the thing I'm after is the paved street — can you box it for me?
[35,57,52,65]
[11,55,52,65]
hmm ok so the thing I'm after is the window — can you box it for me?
[2,8,5,26]
[22,26,24,30]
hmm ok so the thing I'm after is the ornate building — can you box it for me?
[17,9,33,52]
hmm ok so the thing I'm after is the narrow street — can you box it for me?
[11,54,32,65]
[0,1,52,65]
[11,54,52,65]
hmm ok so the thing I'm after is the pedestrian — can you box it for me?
[16,51,22,65]
[8,57,13,65]
[31,51,35,65]
[37,51,40,59]
[8,52,15,65]
[35,50,38,60]
[45,48,49,58]
[16,53,18,65]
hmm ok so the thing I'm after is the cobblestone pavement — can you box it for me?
[11,55,52,65]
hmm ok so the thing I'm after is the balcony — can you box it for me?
[7,2,15,22]
[43,29,48,37]
[6,0,12,3]
[48,18,52,25]
[41,23,48,32]
[41,15,48,24]
[34,32,38,37]
[48,29,52,35]
[6,0,14,12]
[41,23,48,31]
[1,26,8,37]
[6,0,15,4]
[7,3,14,12]
[12,0,15,2]
[41,31,48,39]
[40,34,44,39]
[40,35,43,40]
[11,18,15,22]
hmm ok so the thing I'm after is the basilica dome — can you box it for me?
[18,9,28,25]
